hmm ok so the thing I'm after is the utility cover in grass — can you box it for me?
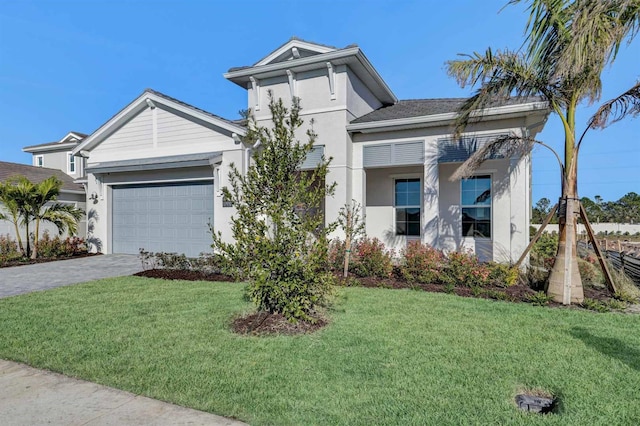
[515,394,556,414]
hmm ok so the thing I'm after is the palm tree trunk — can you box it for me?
[31,218,40,260]
[24,221,31,259]
[11,219,25,256]
[547,159,584,304]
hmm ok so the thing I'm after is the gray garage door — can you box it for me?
[112,181,214,257]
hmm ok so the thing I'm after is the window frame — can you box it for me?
[67,152,76,174]
[460,174,492,239]
[35,155,44,167]
[393,176,422,237]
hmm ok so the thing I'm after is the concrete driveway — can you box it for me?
[0,254,144,298]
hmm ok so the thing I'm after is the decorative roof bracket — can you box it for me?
[249,76,260,111]
[326,62,336,100]
[286,69,297,99]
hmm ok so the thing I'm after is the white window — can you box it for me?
[35,155,43,167]
[394,178,421,236]
[68,152,76,173]
[461,175,492,238]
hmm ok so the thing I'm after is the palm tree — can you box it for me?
[446,0,639,304]
[0,182,26,255]
[1,176,84,259]
[25,177,84,259]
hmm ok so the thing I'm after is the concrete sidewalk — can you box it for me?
[0,360,247,425]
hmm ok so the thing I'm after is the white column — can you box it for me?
[423,139,440,247]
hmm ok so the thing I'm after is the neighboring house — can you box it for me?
[0,161,86,239]
[28,38,547,260]
[23,131,88,178]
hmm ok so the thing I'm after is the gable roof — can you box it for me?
[253,37,340,67]
[72,88,246,155]
[0,161,84,193]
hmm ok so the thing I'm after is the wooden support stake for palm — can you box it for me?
[515,203,558,269]
[579,202,617,294]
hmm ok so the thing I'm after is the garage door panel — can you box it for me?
[112,181,213,257]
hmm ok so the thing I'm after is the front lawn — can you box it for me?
[0,278,639,425]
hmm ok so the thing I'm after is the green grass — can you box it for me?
[1,278,640,425]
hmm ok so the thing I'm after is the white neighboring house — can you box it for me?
[32,38,548,260]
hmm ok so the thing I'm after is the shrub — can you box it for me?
[209,96,336,322]
[350,237,394,278]
[606,299,627,311]
[582,297,610,313]
[614,290,638,304]
[0,234,22,264]
[486,262,519,287]
[577,258,603,286]
[441,250,491,287]
[138,249,223,274]
[527,291,553,306]
[399,241,444,284]
[531,232,558,267]
[327,239,347,272]
[521,266,550,291]
[36,233,87,258]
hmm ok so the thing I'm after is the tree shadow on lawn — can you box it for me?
[569,327,640,372]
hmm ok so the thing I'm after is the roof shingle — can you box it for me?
[0,162,84,193]
[351,97,544,124]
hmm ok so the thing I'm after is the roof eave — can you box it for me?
[23,141,79,153]
[224,47,397,105]
[347,101,550,133]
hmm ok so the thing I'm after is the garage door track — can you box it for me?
[0,254,144,298]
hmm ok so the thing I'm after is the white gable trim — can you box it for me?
[60,132,85,143]
[72,91,246,155]
[255,39,335,66]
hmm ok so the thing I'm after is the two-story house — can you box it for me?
[1,132,88,238]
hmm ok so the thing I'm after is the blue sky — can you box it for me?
[0,0,638,203]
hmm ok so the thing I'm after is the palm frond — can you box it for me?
[447,49,552,135]
[589,81,640,128]
[41,203,85,235]
[449,135,536,181]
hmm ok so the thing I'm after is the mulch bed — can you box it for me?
[135,268,617,307]
[134,269,236,282]
[0,252,100,268]
[232,312,328,335]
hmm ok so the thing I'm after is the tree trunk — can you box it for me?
[31,218,39,260]
[24,221,31,259]
[546,164,583,304]
[11,218,25,256]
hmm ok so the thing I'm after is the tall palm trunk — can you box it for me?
[547,122,584,303]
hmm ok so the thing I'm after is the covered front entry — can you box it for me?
[112,181,214,257]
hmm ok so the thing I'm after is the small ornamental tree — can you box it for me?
[337,200,366,277]
[211,95,336,322]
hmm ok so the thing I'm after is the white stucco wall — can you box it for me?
[351,119,535,263]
